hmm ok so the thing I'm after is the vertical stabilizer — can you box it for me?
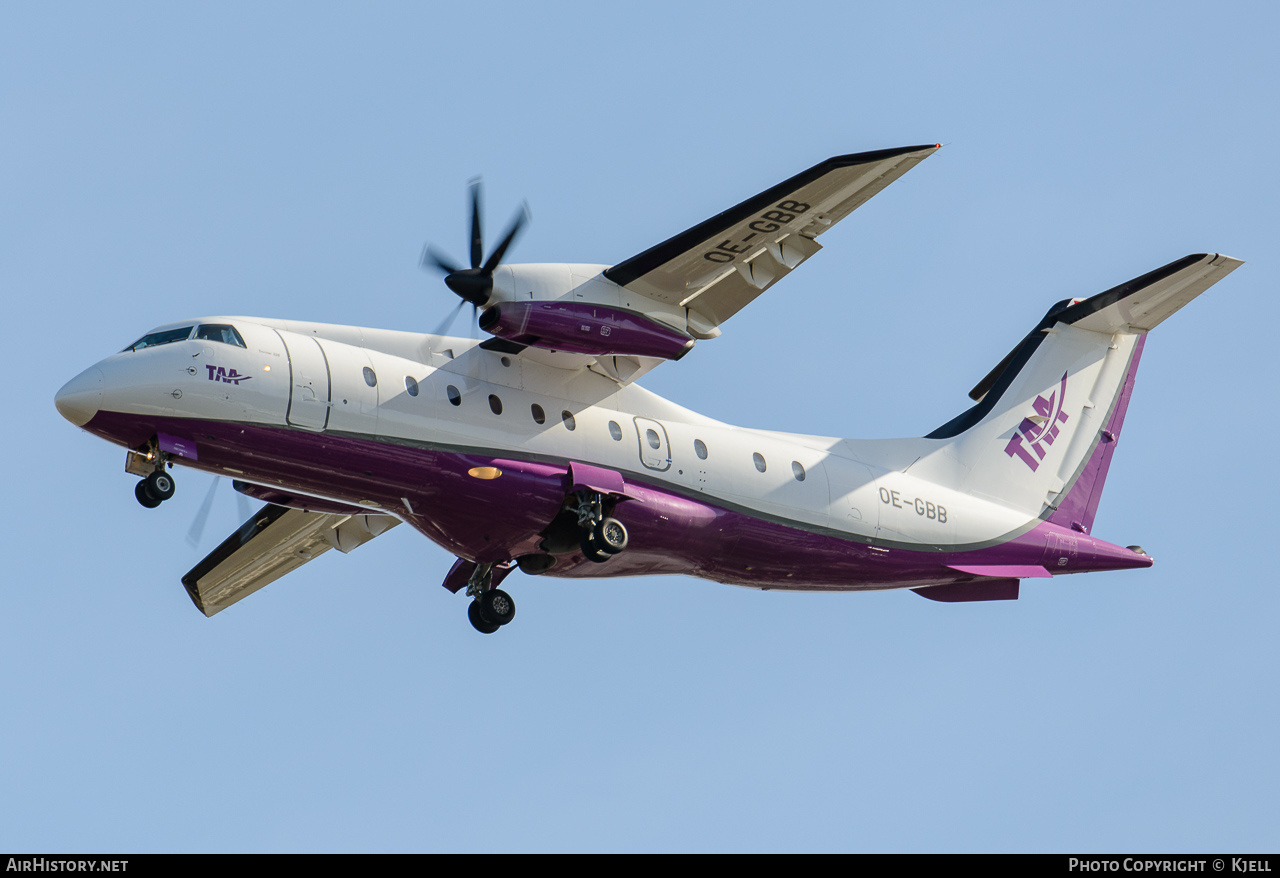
[926,254,1240,531]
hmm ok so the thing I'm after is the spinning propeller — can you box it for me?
[421,178,529,336]
[186,476,253,548]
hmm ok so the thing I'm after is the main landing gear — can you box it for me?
[128,440,177,509]
[462,490,631,634]
[465,562,516,635]
[570,489,628,564]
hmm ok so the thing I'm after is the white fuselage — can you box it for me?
[94,315,1037,552]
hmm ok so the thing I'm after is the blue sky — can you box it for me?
[3,2,1277,852]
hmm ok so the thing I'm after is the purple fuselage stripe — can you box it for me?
[84,410,1152,591]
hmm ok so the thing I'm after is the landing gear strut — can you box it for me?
[465,562,516,635]
[460,488,632,634]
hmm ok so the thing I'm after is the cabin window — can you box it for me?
[363,367,377,387]
[489,394,503,415]
[753,452,767,473]
[123,326,193,352]
[405,376,419,397]
[694,439,708,460]
[646,428,661,449]
[531,404,546,424]
[562,410,576,431]
[194,324,246,348]
[609,421,622,441]
[447,385,461,406]
[792,461,806,482]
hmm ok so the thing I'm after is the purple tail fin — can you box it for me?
[1045,334,1146,535]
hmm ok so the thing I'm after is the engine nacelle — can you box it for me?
[478,301,695,360]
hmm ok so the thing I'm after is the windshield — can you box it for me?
[124,326,194,352]
[195,324,246,347]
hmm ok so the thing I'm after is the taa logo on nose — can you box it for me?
[206,365,252,385]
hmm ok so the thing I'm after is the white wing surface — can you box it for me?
[181,504,399,616]
[603,144,940,335]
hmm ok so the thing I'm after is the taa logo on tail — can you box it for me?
[1004,372,1069,472]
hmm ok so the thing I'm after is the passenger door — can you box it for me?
[633,417,671,472]
[278,332,331,432]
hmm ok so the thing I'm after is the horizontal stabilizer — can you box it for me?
[1062,252,1242,335]
[967,253,1242,402]
[181,504,398,616]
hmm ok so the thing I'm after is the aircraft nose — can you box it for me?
[55,366,104,427]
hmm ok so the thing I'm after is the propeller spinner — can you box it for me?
[421,179,529,311]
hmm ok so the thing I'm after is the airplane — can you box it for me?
[54,144,1243,634]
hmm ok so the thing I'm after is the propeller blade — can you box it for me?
[431,299,467,337]
[422,179,530,329]
[186,477,221,548]
[482,202,530,273]
[468,178,484,269]
[421,245,460,276]
[236,490,252,523]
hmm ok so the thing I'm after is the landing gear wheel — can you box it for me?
[135,480,162,509]
[468,601,500,634]
[478,588,516,626]
[581,531,612,563]
[145,470,175,502]
[593,517,628,555]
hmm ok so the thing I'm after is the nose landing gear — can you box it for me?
[128,441,177,508]
[135,480,162,509]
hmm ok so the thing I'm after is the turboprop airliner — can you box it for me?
[54,144,1242,633]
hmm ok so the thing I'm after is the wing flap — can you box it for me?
[181,504,399,617]
[603,144,939,332]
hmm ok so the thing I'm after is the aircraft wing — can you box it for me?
[181,503,399,617]
[603,144,940,335]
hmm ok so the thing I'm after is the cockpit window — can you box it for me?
[124,326,194,352]
[195,324,246,347]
